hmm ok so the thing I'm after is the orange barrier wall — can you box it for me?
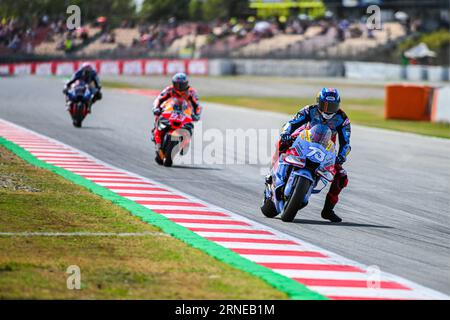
[385,84,434,121]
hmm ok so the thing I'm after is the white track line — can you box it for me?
[0,231,168,237]
[274,269,375,281]
[195,232,279,240]
[308,287,432,300]
[215,242,305,250]
[178,223,255,230]
[241,255,334,264]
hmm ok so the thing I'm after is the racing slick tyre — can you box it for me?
[163,140,178,167]
[281,176,311,222]
[72,103,84,128]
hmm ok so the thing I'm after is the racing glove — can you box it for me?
[153,108,162,116]
[280,132,292,143]
[192,113,200,122]
[336,154,346,165]
[63,86,68,95]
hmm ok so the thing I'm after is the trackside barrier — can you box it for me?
[2,59,446,81]
[432,86,450,123]
[386,84,450,123]
[346,61,449,82]
[35,62,53,75]
[144,59,165,75]
[406,65,424,82]
[345,61,402,81]
[385,84,436,122]
[232,59,344,77]
[385,84,434,121]
[0,59,209,76]
[207,59,448,81]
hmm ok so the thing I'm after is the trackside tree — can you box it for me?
[0,0,136,26]
[139,0,251,21]
[249,0,326,19]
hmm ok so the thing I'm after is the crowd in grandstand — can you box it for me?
[0,9,446,63]
[0,17,35,54]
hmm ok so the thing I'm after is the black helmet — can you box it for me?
[172,73,189,92]
[80,62,93,78]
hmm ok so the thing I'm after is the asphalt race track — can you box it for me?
[1,75,449,295]
[102,74,388,99]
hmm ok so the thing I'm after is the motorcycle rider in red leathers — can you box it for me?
[152,73,202,157]
[277,88,351,223]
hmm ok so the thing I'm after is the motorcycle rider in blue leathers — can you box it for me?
[63,63,102,113]
[279,88,351,223]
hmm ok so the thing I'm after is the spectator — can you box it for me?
[64,36,73,52]
[8,34,21,51]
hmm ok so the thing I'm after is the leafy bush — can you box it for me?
[397,30,450,53]
[395,30,450,65]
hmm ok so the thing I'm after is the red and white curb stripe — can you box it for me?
[0,119,448,300]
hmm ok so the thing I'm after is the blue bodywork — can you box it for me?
[265,130,337,215]
[67,82,92,103]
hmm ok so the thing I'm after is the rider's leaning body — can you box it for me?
[63,63,102,111]
[152,73,202,152]
[279,87,351,223]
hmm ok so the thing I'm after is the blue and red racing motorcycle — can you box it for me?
[65,80,92,128]
[261,124,337,222]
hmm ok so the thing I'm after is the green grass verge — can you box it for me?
[202,96,450,139]
[0,138,326,300]
[102,80,148,90]
[0,145,292,299]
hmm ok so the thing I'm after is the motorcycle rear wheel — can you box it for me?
[280,176,311,222]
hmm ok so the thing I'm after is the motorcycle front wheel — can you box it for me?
[280,176,311,222]
[162,139,179,167]
[72,103,85,128]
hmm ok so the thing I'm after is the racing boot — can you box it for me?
[154,143,163,165]
[321,196,342,223]
[151,127,156,143]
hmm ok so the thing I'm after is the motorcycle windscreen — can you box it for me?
[308,124,332,147]
[73,86,87,100]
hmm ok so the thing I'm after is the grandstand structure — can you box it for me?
[0,0,448,64]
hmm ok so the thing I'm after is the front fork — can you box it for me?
[279,164,315,205]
